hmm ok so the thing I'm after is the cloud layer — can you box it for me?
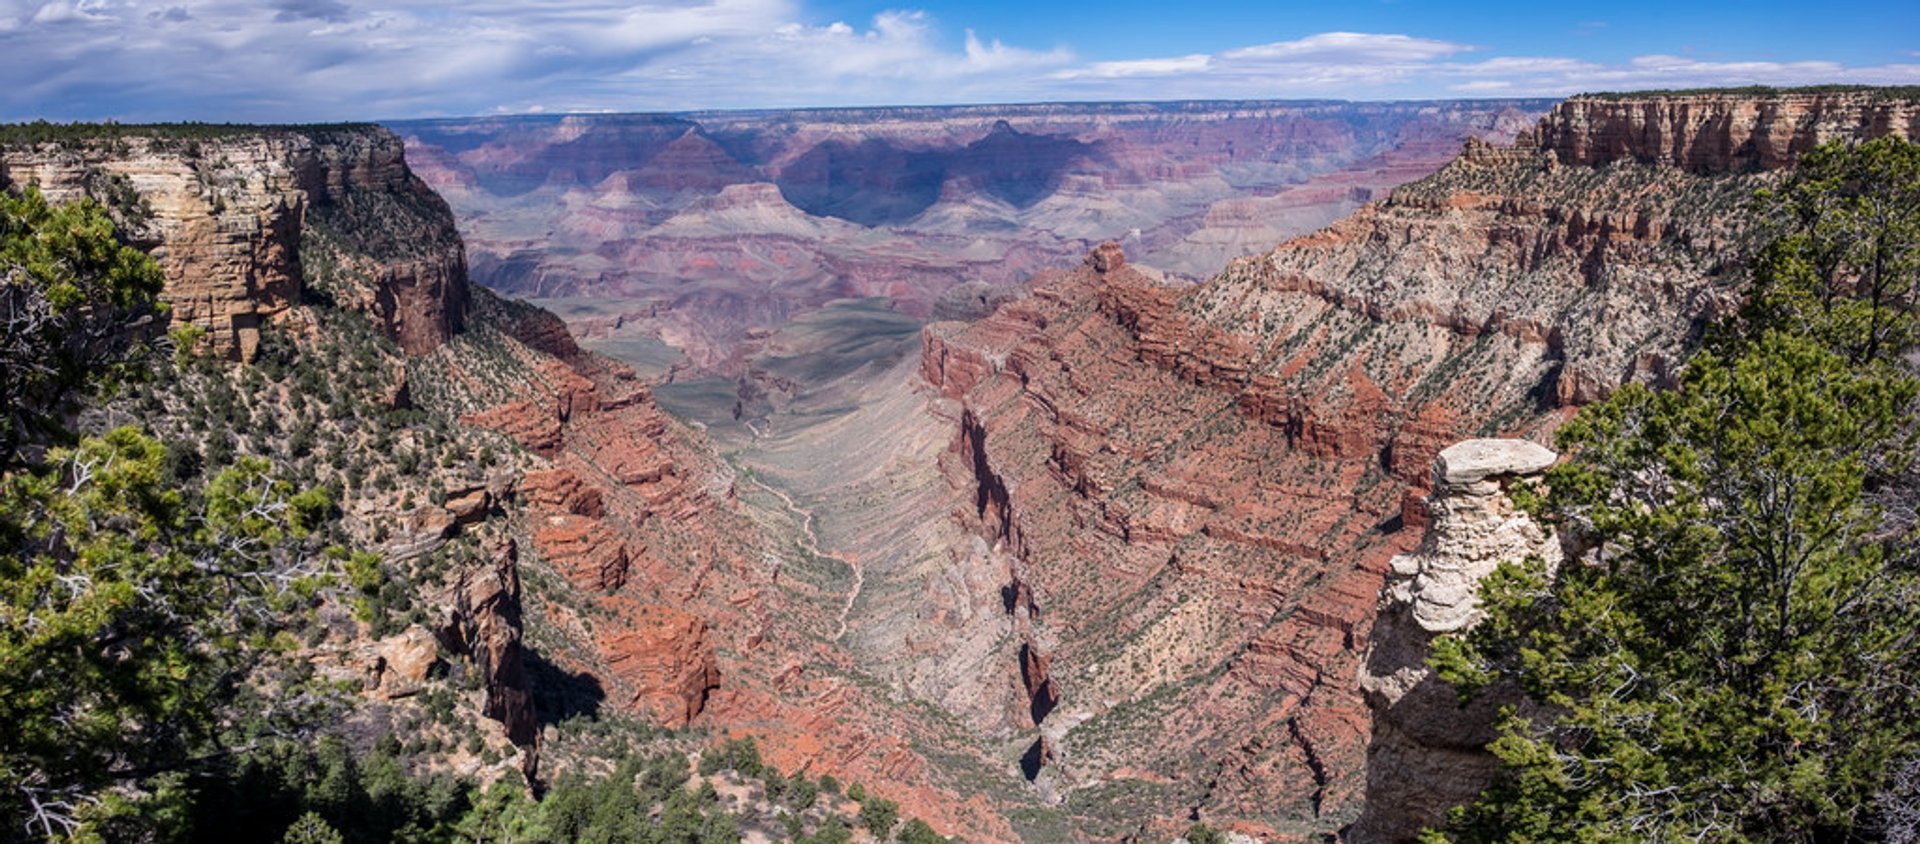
[1,1,1916,121]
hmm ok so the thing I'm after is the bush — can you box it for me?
[859,795,899,838]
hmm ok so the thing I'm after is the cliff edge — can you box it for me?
[0,125,468,359]
[1533,88,1920,173]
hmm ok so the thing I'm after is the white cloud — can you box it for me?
[1038,31,1920,103]
[1438,54,1920,97]
[1055,55,1213,80]
[0,0,1083,118]
[1042,31,1479,98]
[1220,31,1470,63]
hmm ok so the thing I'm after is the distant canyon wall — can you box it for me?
[1533,89,1920,173]
[395,100,1550,371]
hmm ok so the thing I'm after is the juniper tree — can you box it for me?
[0,186,167,464]
[0,187,336,839]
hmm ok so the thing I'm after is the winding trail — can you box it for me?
[749,474,862,642]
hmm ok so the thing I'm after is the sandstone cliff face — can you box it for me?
[0,127,467,359]
[1350,440,1559,842]
[1534,90,1920,173]
[601,605,720,729]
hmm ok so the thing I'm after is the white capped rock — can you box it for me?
[1435,438,1557,486]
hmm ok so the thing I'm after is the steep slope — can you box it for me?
[912,88,1917,838]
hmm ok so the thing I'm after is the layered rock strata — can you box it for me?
[1534,89,1920,173]
[399,100,1548,371]
[913,89,1919,837]
[1349,440,1559,842]
[0,126,467,359]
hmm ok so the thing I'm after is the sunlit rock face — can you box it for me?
[1,126,468,360]
[1535,89,1920,173]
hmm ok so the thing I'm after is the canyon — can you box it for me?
[394,100,1548,377]
[668,88,1916,839]
[7,87,1917,842]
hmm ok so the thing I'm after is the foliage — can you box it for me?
[798,817,852,844]
[0,426,337,838]
[1183,821,1227,844]
[699,736,763,779]
[0,184,350,841]
[189,737,475,844]
[186,742,791,844]
[1738,136,1920,365]
[0,186,166,463]
[282,813,346,844]
[1430,138,1920,840]
[859,794,900,838]
[896,817,948,844]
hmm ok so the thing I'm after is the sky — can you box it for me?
[1,0,1916,122]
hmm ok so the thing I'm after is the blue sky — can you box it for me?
[1,0,1915,122]
[858,1,1920,66]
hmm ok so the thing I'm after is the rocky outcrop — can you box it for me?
[1350,440,1559,842]
[533,514,632,593]
[442,540,539,770]
[0,126,468,359]
[1395,440,1559,633]
[1533,89,1920,174]
[601,605,721,729]
[364,626,439,700]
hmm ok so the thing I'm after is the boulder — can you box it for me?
[1433,438,1557,486]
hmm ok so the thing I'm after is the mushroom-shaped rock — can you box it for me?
[1435,438,1557,486]
[1353,438,1561,842]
